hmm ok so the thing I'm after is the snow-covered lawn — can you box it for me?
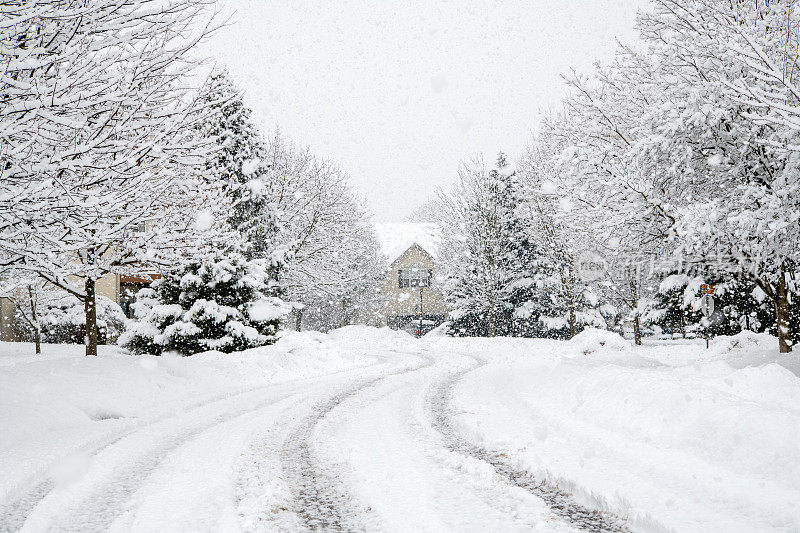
[1,327,798,532]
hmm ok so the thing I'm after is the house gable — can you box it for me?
[390,242,435,270]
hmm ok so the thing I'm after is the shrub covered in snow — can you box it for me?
[568,327,631,355]
[120,254,290,355]
[15,294,126,345]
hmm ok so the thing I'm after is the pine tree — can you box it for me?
[642,275,703,337]
[444,154,573,338]
[121,72,291,353]
[445,155,513,336]
[120,253,287,355]
[495,155,564,337]
[198,70,285,267]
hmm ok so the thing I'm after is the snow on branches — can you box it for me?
[0,0,225,355]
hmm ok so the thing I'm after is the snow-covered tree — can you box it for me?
[120,252,289,355]
[0,0,221,356]
[634,0,800,352]
[0,277,48,354]
[517,130,609,339]
[512,0,799,352]
[120,70,298,353]
[436,154,578,337]
[198,71,285,266]
[261,133,386,331]
[642,275,703,338]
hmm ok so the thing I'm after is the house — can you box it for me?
[374,223,449,334]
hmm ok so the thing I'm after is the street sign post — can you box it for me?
[701,294,715,317]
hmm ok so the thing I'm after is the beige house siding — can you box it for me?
[0,272,122,342]
[0,297,18,341]
[377,244,449,327]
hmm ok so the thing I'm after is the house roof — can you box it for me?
[374,222,440,264]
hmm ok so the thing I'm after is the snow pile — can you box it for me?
[326,325,415,351]
[374,222,440,263]
[567,327,631,355]
[450,334,800,532]
[712,330,775,355]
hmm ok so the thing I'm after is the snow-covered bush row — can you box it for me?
[7,294,126,346]
[36,296,126,346]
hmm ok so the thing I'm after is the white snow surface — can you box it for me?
[374,222,440,263]
[1,327,798,532]
[446,331,800,533]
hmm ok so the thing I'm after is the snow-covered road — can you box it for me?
[2,327,798,532]
[1,333,626,532]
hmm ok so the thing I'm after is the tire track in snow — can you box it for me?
[429,356,631,533]
[0,379,310,532]
[279,352,433,532]
[2,387,303,533]
[1,356,389,532]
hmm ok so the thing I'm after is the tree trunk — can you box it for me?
[85,278,98,356]
[568,306,577,339]
[633,314,642,346]
[294,307,303,332]
[775,264,792,354]
[28,286,41,355]
[630,278,642,345]
[340,299,348,329]
[33,326,41,355]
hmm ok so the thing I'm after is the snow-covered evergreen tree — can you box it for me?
[121,253,288,355]
[121,72,292,353]
[439,154,578,337]
[198,71,285,268]
[642,275,703,338]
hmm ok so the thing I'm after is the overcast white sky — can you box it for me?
[200,0,645,222]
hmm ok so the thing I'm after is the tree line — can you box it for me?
[0,1,384,356]
[428,0,798,353]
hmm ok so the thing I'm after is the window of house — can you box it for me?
[398,264,431,288]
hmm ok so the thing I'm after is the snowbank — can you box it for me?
[326,325,415,351]
[450,332,800,532]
